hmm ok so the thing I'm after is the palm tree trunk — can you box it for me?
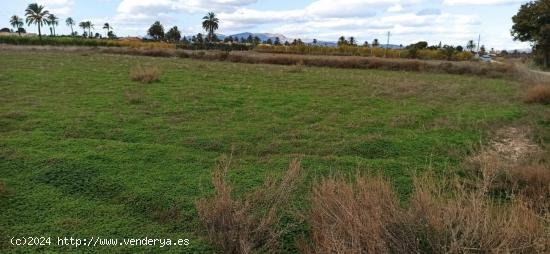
[38,23,42,40]
[70,26,74,36]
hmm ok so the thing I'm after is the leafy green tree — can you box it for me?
[512,0,550,67]
[274,37,281,45]
[10,15,24,36]
[66,17,75,36]
[266,38,273,45]
[148,21,164,41]
[466,40,476,52]
[312,38,317,44]
[202,12,219,42]
[416,41,428,49]
[442,45,455,60]
[480,45,486,55]
[349,36,356,46]
[337,36,348,46]
[25,3,49,39]
[165,26,181,42]
[372,38,380,47]
[47,14,58,36]
[253,36,261,45]
[196,33,204,44]
[363,41,369,47]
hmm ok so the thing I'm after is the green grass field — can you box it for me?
[0,49,547,253]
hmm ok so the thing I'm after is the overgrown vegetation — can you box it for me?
[197,155,302,253]
[525,84,550,104]
[256,44,475,61]
[199,152,549,253]
[0,35,174,49]
[0,45,516,77]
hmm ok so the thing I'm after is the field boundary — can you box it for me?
[0,44,519,78]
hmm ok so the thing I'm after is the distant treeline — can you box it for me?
[255,45,475,61]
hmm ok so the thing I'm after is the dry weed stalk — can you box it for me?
[197,156,302,254]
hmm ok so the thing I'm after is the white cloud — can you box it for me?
[38,0,74,16]
[443,0,524,5]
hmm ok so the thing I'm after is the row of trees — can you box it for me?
[9,3,115,39]
[147,12,220,43]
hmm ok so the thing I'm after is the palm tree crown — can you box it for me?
[47,14,59,36]
[103,23,112,37]
[25,3,49,39]
[10,15,24,35]
[66,17,75,36]
[79,21,93,38]
[202,12,219,41]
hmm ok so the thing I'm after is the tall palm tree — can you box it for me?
[47,14,59,36]
[66,17,75,36]
[79,21,93,38]
[25,3,49,39]
[10,15,24,36]
[349,36,356,46]
[79,21,86,36]
[202,12,219,42]
[466,40,475,52]
[103,23,112,38]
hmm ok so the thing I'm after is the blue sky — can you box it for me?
[1,0,532,50]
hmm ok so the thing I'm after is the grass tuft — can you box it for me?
[130,65,162,84]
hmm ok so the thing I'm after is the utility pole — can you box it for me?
[385,31,391,58]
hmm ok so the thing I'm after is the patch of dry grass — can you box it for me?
[300,176,418,254]
[299,173,547,254]
[130,65,162,84]
[525,85,550,104]
[196,155,302,254]
[411,175,546,253]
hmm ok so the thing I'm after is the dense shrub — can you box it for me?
[525,84,550,104]
[301,177,418,253]
[130,65,161,83]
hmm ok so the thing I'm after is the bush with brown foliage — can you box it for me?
[411,175,547,254]
[468,149,550,214]
[300,174,547,254]
[129,65,161,84]
[196,155,302,254]
[525,85,550,104]
[300,177,418,254]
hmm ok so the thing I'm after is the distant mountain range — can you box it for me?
[181,32,291,43]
